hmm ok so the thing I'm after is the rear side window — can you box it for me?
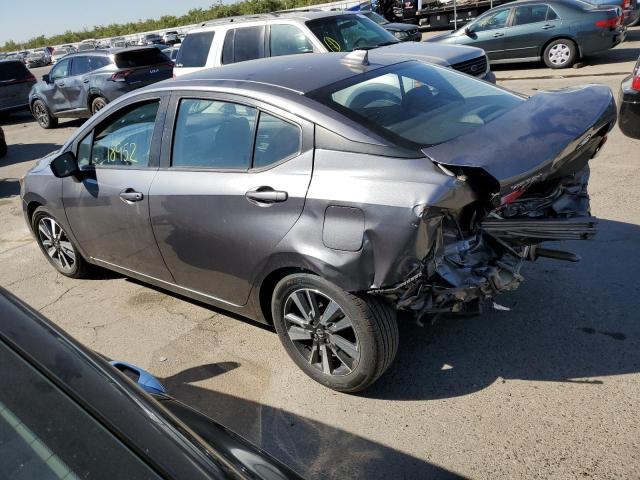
[172,99,257,169]
[114,49,169,68]
[70,56,92,76]
[253,113,301,168]
[176,31,214,68]
[222,26,265,65]
[91,101,159,167]
[269,24,314,57]
[0,61,31,81]
[512,5,551,25]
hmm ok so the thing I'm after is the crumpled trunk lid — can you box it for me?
[422,84,616,196]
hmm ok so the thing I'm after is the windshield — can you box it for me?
[361,11,389,25]
[307,62,523,147]
[306,14,398,52]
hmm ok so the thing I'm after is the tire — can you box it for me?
[272,274,399,393]
[91,96,108,115]
[543,38,577,69]
[32,207,89,278]
[32,99,58,129]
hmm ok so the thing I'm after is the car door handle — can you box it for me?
[119,189,144,203]
[245,187,288,205]
[82,78,90,83]
[493,32,505,37]
[56,82,65,87]
[542,24,555,29]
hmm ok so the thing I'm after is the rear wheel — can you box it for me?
[543,39,577,69]
[91,96,107,115]
[272,274,399,392]
[32,207,89,278]
[32,100,58,129]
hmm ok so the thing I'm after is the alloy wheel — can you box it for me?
[283,288,360,376]
[33,102,49,127]
[548,43,571,66]
[37,217,76,273]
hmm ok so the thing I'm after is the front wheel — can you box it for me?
[32,207,89,278]
[543,39,577,69]
[272,274,399,393]
[32,99,58,129]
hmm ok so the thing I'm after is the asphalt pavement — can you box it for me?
[2,31,640,479]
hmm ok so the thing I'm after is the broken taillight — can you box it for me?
[500,189,525,205]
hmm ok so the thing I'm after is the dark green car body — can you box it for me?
[429,0,625,68]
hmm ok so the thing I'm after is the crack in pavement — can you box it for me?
[38,283,82,312]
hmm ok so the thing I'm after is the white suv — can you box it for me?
[174,11,495,82]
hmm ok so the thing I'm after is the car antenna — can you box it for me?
[342,49,370,67]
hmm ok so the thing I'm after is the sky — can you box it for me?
[0,0,223,45]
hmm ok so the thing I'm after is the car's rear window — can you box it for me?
[176,31,214,68]
[307,61,523,147]
[115,49,170,68]
[0,61,31,81]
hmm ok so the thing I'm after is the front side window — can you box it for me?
[172,99,257,169]
[306,15,398,52]
[175,31,214,68]
[50,59,70,81]
[308,62,523,147]
[91,101,159,167]
[253,113,301,168]
[270,24,314,57]
[472,9,510,32]
[513,5,550,25]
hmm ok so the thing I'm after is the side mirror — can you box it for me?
[50,151,78,178]
[465,25,474,35]
[42,73,51,83]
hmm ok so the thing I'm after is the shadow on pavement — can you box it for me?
[161,363,464,480]
[0,143,61,168]
[0,178,19,198]
[366,218,640,400]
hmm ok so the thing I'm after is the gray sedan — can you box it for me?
[21,52,615,392]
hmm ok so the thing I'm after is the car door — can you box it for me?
[65,55,92,111]
[503,4,561,60]
[149,93,313,306]
[62,93,174,281]
[464,8,512,60]
[44,58,72,113]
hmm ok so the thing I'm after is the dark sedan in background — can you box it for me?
[0,60,36,115]
[29,47,173,128]
[0,287,302,480]
[359,10,423,41]
[619,55,640,139]
[429,0,625,68]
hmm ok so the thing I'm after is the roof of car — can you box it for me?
[191,10,360,32]
[170,50,404,94]
[61,46,161,57]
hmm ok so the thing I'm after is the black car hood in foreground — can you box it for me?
[423,84,617,195]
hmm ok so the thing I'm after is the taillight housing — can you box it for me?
[110,70,132,82]
[595,17,620,27]
[632,73,640,91]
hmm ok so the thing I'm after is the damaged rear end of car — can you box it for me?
[370,85,616,317]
